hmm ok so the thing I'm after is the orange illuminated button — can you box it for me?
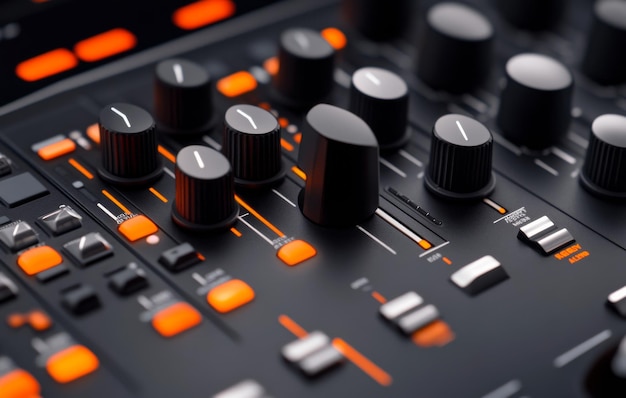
[276,240,317,266]
[74,28,136,62]
[217,71,258,98]
[118,215,158,242]
[412,320,455,347]
[321,27,347,50]
[46,345,99,384]
[17,246,62,276]
[86,123,100,144]
[0,369,41,398]
[152,302,202,337]
[207,279,255,313]
[173,0,236,30]
[16,48,78,82]
[37,138,76,160]
[263,57,279,76]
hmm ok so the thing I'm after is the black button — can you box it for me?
[0,221,39,251]
[158,243,200,272]
[108,263,148,295]
[0,273,18,303]
[36,265,69,283]
[61,285,100,315]
[64,232,113,266]
[0,155,11,177]
[0,172,48,207]
[38,206,82,236]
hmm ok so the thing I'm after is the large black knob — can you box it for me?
[580,114,626,200]
[98,103,162,186]
[273,28,335,107]
[497,53,573,150]
[171,145,238,231]
[494,0,566,31]
[298,104,379,227]
[425,114,495,200]
[349,67,410,150]
[416,2,493,93]
[341,0,412,41]
[154,58,213,134]
[222,104,284,188]
[582,0,626,86]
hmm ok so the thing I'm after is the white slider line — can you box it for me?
[97,203,118,220]
[534,159,559,176]
[356,225,397,255]
[398,149,423,167]
[418,241,450,258]
[550,147,576,165]
[481,380,522,398]
[380,158,407,178]
[567,132,589,149]
[365,71,381,86]
[173,63,184,83]
[272,189,296,207]
[236,108,258,129]
[110,107,131,128]
[375,208,427,248]
[553,329,612,368]
[237,214,274,245]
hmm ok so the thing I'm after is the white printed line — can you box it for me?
[137,295,153,310]
[202,135,222,150]
[571,169,580,179]
[173,63,184,83]
[192,273,207,285]
[110,107,131,128]
[551,147,576,165]
[398,149,423,167]
[193,150,205,168]
[375,208,427,247]
[481,380,522,398]
[272,189,296,207]
[534,159,559,176]
[163,167,175,179]
[97,203,118,220]
[238,215,274,245]
[356,225,397,255]
[553,330,612,368]
[418,241,450,258]
[492,134,523,156]
[461,94,488,113]
[380,158,407,178]
[567,132,589,149]
[236,108,258,130]
[456,120,469,141]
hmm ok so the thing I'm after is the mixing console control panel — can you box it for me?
[0,0,626,396]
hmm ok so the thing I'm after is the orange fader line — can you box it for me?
[149,187,169,203]
[371,291,387,304]
[230,227,242,237]
[68,158,94,179]
[16,48,78,82]
[280,138,294,152]
[442,257,452,265]
[291,166,306,181]
[234,195,285,237]
[74,28,136,62]
[278,314,308,339]
[332,338,392,387]
[172,0,236,30]
[102,190,131,214]
[158,145,176,163]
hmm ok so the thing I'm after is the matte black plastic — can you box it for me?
[341,0,412,41]
[494,0,566,31]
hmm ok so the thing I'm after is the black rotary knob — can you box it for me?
[494,0,566,31]
[416,2,493,93]
[98,103,162,186]
[272,28,335,107]
[154,58,213,134]
[582,0,626,86]
[222,104,284,188]
[580,114,626,200]
[349,67,410,150]
[298,104,379,227]
[497,53,573,150]
[341,0,412,41]
[171,145,238,231]
[425,114,495,200]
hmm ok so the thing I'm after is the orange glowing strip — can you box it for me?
[173,0,236,30]
[86,123,100,144]
[16,48,78,82]
[291,166,306,181]
[74,28,136,62]
[442,257,452,265]
[197,253,206,261]
[280,138,294,152]
[263,56,279,76]
[278,314,308,339]
[371,291,387,304]
[412,321,455,347]
[332,338,392,387]
[158,145,176,163]
[321,27,347,50]
[149,187,169,203]
[68,158,94,179]
[102,190,131,214]
[217,71,258,98]
[234,195,285,237]
[498,207,507,214]
[293,132,302,144]
[230,227,242,237]
[418,239,432,250]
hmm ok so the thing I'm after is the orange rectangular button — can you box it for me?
[118,215,158,242]
[74,28,136,62]
[46,345,99,384]
[277,240,316,266]
[0,369,41,398]
[17,246,62,276]
[173,0,236,30]
[37,138,76,160]
[86,123,100,144]
[16,48,78,82]
[217,71,258,98]
[321,27,347,50]
[207,279,255,313]
[152,302,202,337]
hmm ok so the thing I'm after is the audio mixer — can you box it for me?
[0,0,625,397]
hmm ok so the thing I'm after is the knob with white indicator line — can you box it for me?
[98,103,162,186]
[171,145,238,231]
[222,104,284,188]
[154,58,213,133]
[425,114,495,200]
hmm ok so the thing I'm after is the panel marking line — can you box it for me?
[235,195,285,237]
[356,225,397,255]
[553,329,612,368]
[481,379,522,398]
[534,159,559,176]
[237,215,274,246]
[272,189,296,207]
[380,158,407,178]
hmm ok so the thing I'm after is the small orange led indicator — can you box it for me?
[16,48,78,82]
[263,57,279,76]
[0,369,41,397]
[74,28,136,62]
[276,240,317,266]
[173,0,236,30]
[152,302,202,338]
[321,27,347,50]
[207,279,255,313]
[46,345,99,384]
[217,71,258,98]
[293,132,302,144]
[38,138,76,160]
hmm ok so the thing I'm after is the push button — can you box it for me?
[108,263,148,296]
[37,138,76,160]
[281,331,343,377]
[64,232,113,266]
[151,302,202,337]
[17,246,63,276]
[45,345,99,384]
[118,215,158,242]
[158,243,200,272]
[450,255,508,295]
[277,240,316,266]
[0,221,39,251]
[0,172,48,208]
[0,368,41,398]
[0,274,18,303]
[38,206,82,236]
[61,285,100,315]
[207,279,255,313]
